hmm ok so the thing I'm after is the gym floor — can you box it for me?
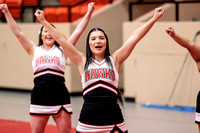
[0,89,197,133]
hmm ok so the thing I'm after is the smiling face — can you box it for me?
[40,27,55,47]
[89,30,107,57]
[85,28,111,69]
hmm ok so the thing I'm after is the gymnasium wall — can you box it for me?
[0,0,128,92]
[1,0,200,107]
[124,2,200,107]
[123,22,200,107]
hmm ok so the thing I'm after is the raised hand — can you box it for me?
[0,4,8,13]
[88,2,95,12]
[153,7,165,21]
[35,9,45,22]
[165,26,175,37]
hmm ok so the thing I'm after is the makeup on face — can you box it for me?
[89,31,106,52]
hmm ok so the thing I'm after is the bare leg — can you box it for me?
[30,115,49,133]
[53,110,72,133]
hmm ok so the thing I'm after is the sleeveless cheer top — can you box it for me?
[81,56,119,96]
[32,45,66,78]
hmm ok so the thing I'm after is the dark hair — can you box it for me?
[85,27,123,105]
[85,27,112,70]
[38,24,62,52]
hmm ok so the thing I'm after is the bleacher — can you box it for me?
[0,0,115,22]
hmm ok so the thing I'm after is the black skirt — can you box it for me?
[79,94,124,125]
[31,74,71,105]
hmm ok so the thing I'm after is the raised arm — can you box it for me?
[166,26,200,62]
[35,10,85,74]
[68,2,95,45]
[0,4,36,59]
[112,7,164,72]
